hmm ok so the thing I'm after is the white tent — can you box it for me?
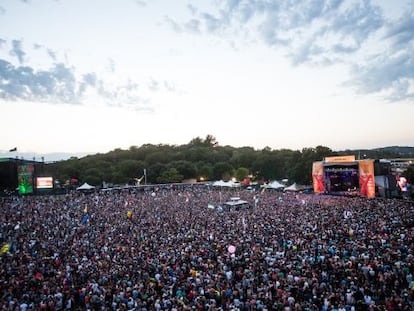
[284,182,301,192]
[212,180,228,187]
[212,180,239,187]
[267,180,285,189]
[224,197,250,210]
[76,182,95,191]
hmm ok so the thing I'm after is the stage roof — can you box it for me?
[323,161,359,167]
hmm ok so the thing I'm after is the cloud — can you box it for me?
[383,11,414,47]
[9,40,26,64]
[169,0,414,102]
[0,6,5,15]
[148,79,159,92]
[322,0,384,45]
[0,39,159,111]
[345,6,414,102]
[200,12,222,33]
[164,16,182,33]
[163,81,176,92]
[133,0,147,7]
[349,48,414,101]
[0,59,82,103]
[77,72,97,95]
[47,49,57,61]
[106,58,116,73]
[184,19,201,33]
[259,0,384,64]
[187,4,198,15]
[147,79,176,93]
[96,79,153,112]
[0,58,160,111]
[286,1,384,65]
[0,58,157,111]
[176,0,383,60]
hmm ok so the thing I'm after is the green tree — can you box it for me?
[230,147,257,169]
[197,163,214,181]
[204,134,218,147]
[156,168,183,183]
[213,162,234,181]
[81,168,102,186]
[252,149,283,181]
[111,172,125,184]
[169,160,197,180]
[117,159,142,179]
[235,167,250,182]
[147,163,167,183]
[57,160,81,181]
[188,134,218,147]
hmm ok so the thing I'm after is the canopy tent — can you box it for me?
[223,197,250,211]
[266,180,285,189]
[212,180,240,187]
[76,182,95,191]
[284,182,301,192]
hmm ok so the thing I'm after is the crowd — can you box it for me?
[0,185,413,310]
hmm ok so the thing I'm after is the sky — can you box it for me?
[0,0,414,161]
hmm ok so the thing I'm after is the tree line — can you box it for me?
[42,135,414,187]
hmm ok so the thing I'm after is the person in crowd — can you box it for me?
[0,185,413,310]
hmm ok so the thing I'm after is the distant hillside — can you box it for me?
[3,140,413,188]
[373,146,414,157]
[2,146,413,163]
[337,146,414,159]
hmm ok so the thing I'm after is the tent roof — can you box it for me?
[284,182,301,191]
[266,180,285,189]
[212,180,239,187]
[224,199,249,206]
[76,182,95,190]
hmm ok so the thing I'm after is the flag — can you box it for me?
[81,214,88,224]
[0,243,10,254]
[8,147,17,152]
[34,272,43,280]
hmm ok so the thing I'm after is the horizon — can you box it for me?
[1,0,414,154]
[1,143,413,163]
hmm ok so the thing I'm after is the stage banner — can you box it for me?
[359,160,375,198]
[312,161,325,193]
[324,155,355,163]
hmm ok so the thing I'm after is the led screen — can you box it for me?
[36,177,53,189]
[17,164,34,195]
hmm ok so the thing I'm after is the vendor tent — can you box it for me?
[212,180,239,187]
[284,183,301,192]
[267,180,285,189]
[76,182,95,191]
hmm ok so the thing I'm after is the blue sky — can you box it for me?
[1,0,413,161]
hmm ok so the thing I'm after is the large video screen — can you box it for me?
[36,177,53,189]
[17,164,34,195]
[397,176,408,192]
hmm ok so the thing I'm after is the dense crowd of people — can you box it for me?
[1,185,413,310]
